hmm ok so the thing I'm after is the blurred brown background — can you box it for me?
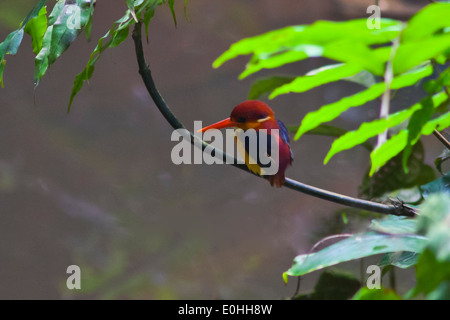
[0,0,436,299]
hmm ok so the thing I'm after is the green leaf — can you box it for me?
[47,0,64,25]
[24,6,47,55]
[417,193,450,233]
[213,19,402,69]
[420,172,450,197]
[323,42,390,76]
[360,141,435,199]
[68,0,164,110]
[402,96,435,173]
[369,216,418,235]
[34,0,96,85]
[143,1,159,41]
[127,0,138,23]
[378,251,419,269]
[295,84,385,140]
[239,45,324,79]
[426,281,450,300]
[293,269,360,300]
[168,0,177,27]
[269,63,362,99]
[287,124,373,151]
[353,287,402,300]
[0,59,5,88]
[109,25,130,48]
[83,0,95,40]
[401,3,450,42]
[369,130,408,176]
[0,27,24,85]
[285,231,427,277]
[0,29,24,58]
[324,90,446,164]
[213,26,307,69]
[343,70,377,88]
[325,107,418,164]
[295,64,433,141]
[248,76,295,100]
[288,123,348,137]
[394,34,450,75]
[434,148,450,175]
[369,92,449,176]
[422,111,450,135]
[184,0,190,22]
[20,0,47,28]
[412,249,450,298]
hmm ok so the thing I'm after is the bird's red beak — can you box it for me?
[197,118,238,132]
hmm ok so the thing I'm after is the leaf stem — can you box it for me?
[377,37,399,149]
[132,22,416,217]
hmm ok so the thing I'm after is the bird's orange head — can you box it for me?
[198,100,276,132]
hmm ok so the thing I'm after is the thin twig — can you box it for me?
[132,22,416,217]
[309,234,354,253]
[389,267,396,291]
[433,129,450,149]
[291,277,302,299]
[377,37,399,149]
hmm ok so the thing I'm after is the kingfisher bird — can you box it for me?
[198,100,293,187]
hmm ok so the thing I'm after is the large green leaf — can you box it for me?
[24,6,47,55]
[285,231,427,278]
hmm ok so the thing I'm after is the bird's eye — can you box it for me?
[236,117,246,123]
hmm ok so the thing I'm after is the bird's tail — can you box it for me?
[268,173,285,188]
